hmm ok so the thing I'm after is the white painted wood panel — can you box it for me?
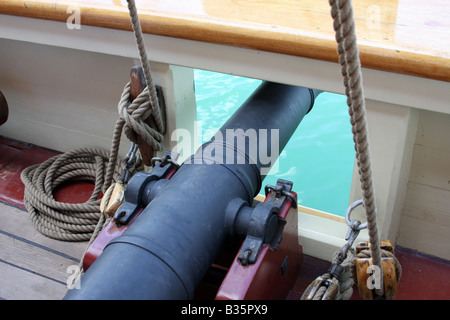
[0,38,196,158]
[348,100,418,242]
[1,15,449,114]
[402,182,450,226]
[398,215,450,260]
[0,38,132,153]
[409,145,450,192]
[398,110,450,260]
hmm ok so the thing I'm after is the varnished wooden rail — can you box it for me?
[0,0,449,81]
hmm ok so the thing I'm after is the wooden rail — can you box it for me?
[0,0,449,82]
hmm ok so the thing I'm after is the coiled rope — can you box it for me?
[21,148,120,241]
[21,0,163,243]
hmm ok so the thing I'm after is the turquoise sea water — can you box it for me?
[194,69,355,217]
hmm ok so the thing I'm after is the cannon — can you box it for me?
[64,81,320,300]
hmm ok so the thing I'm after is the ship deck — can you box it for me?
[0,0,449,301]
[1,135,449,300]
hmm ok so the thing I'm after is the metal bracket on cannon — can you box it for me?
[225,179,297,266]
[82,151,179,271]
[114,151,179,225]
[216,178,301,300]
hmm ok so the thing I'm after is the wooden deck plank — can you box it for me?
[0,202,88,260]
[0,0,448,81]
[0,232,79,284]
[0,202,88,300]
[0,259,68,300]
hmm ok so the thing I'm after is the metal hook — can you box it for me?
[336,199,369,262]
[345,199,368,230]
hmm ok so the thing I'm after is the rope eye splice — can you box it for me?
[337,199,367,263]
[301,199,402,300]
[301,199,367,301]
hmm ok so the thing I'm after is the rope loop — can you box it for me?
[301,249,356,300]
[117,82,164,152]
[126,0,165,135]
[21,0,165,245]
[301,245,402,300]
[20,148,120,241]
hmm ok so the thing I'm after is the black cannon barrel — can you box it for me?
[64,81,320,300]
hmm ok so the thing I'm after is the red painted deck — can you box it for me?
[0,135,449,300]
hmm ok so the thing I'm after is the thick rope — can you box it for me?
[328,0,384,296]
[300,247,402,300]
[119,82,164,151]
[103,82,164,189]
[20,3,164,291]
[21,80,162,242]
[21,0,164,244]
[301,249,356,300]
[103,0,166,188]
[127,0,164,135]
[20,148,120,241]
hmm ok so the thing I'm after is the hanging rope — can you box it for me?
[103,0,165,188]
[328,0,384,296]
[126,0,164,135]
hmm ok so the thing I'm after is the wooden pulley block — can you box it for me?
[100,183,125,217]
[129,66,166,166]
[355,240,398,300]
[356,240,395,254]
